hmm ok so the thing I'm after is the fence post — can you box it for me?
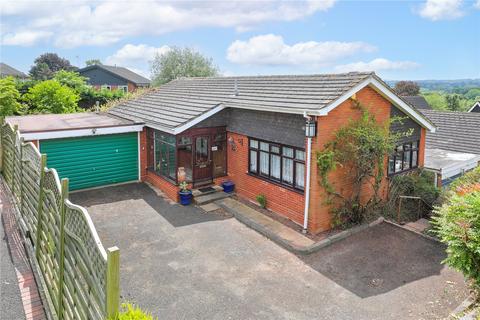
[106,246,120,319]
[57,178,69,320]
[12,125,18,195]
[35,154,47,259]
[19,137,24,215]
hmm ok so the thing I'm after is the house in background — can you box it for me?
[0,62,28,79]
[468,101,480,113]
[8,72,435,234]
[78,64,151,93]
[402,95,432,110]
[421,109,480,187]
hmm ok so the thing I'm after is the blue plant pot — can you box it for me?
[179,190,192,205]
[222,181,235,193]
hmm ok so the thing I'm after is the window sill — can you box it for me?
[246,172,304,195]
[387,166,419,178]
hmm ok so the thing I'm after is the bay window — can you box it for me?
[249,138,305,191]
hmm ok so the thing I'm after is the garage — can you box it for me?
[6,112,144,191]
[40,133,139,190]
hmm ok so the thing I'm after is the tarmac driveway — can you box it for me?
[71,183,468,320]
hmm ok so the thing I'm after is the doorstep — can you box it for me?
[216,197,384,255]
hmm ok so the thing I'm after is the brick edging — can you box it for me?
[1,179,47,320]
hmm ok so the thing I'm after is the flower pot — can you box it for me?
[222,181,235,193]
[179,190,192,205]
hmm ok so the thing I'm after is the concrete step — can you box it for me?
[194,191,231,205]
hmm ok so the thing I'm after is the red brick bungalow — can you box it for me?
[106,72,435,233]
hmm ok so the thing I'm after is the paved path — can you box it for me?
[72,182,468,320]
[1,205,25,320]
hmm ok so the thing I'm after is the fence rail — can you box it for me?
[0,119,119,320]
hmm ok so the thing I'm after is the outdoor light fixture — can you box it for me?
[305,119,316,137]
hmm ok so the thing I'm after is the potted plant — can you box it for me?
[178,181,192,205]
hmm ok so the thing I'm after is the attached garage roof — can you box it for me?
[6,113,144,141]
[6,113,141,133]
[108,72,435,134]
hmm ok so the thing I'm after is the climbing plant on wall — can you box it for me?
[316,99,411,227]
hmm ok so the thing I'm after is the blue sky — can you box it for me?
[1,0,479,80]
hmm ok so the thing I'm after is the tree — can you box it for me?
[29,53,76,80]
[85,59,102,66]
[445,94,461,111]
[150,47,218,86]
[53,70,89,92]
[0,77,23,116]
[394,81,420,96]
[24,80,79,114]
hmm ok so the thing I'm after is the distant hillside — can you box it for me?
[387,79,480,93]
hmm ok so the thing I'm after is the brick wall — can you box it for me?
[223,132,306,225]
[308,86,392,233]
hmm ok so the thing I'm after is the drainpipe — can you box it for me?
[303,111,313,233]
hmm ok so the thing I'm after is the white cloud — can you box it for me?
[334,58,420,73]
[419,0,464,21]
[475,0,480,9]
[105,44,171,78]
[1,30,52,46]
[227,34,376,66]
[106,44,170,66]
[0,0,337,48]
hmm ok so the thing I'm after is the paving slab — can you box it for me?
[199,203,221,212]
[405,218,431,233]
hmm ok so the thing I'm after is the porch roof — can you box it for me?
[108,72,435,134]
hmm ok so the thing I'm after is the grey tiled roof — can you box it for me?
[402,95,431,109]
[421,109,480,155]
[80,65,151,85]
[109,72,374,130]
[0,62,27,78]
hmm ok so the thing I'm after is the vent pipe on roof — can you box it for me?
[234,79,239,96]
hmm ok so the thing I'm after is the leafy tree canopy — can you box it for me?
[150,47,218,86]
[85,59,102,66]
[53,70,89,92]
[394,81,420,96]
[29,53,76,80]
[0,77,23,116]
[24,80,79,114]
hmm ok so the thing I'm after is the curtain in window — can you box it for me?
[282,158,293,184]
[271,154,281,179]
[295,163,305,189]
[250,150,258,172]
[260,151,269,175]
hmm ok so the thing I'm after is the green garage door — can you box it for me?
[40,132,139,191]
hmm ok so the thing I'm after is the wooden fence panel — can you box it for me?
[0,120,120,320]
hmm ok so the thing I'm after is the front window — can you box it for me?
[249,138,305,191]
[154,132,176,181]
[388,140,419,175]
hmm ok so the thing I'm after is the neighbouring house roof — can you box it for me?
[109,72,435,135]
[402,95,431,110]
[6,113,144,140]
[468,101,480,113]
[79,65,151,85]
[424,148,480,181]
[421,109,480,155]
[0,62,27,78]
